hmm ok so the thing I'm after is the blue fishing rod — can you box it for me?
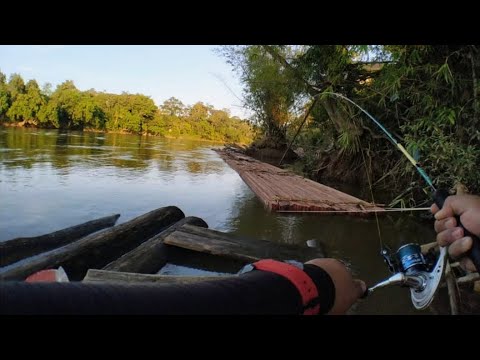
[321,92,480,308]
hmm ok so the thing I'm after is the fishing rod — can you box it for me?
[318,91,480,309]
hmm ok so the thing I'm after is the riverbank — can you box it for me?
[0,123,247,146]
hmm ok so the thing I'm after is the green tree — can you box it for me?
[103,93,156,133]
[7,73,26,102]
[0,71,254,145]
[7,80,46,124]
[42,82,53,97]
[160,97,187,117]
[0,70,11,120]
[221,46,302,148]
[365,45,480,196]
[73,93,106,129]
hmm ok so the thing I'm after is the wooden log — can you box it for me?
[0,206,184,281]
[0,214,121,267]
[83,269,229,284]
[103,216,208,274]
[164,224,325,263]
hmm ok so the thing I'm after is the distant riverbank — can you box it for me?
[0,123,245,146]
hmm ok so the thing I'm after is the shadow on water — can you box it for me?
[0,127,441,314]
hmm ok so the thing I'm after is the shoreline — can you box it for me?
[0,123,248,146]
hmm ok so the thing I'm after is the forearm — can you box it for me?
[0,265,335,315]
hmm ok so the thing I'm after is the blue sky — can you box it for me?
[0,45,248,118]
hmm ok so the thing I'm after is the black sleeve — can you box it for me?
[0,265,335,315]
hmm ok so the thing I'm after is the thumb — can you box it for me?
[353,279,367,299]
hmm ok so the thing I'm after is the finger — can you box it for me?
[434,195,468,220]
[448,236,472,259]
[434,218,457,233]
[353,279,366,299]
[431,203,439,214]
[459,257,477,273]
[437,227,464,246]
[435,208,453,220]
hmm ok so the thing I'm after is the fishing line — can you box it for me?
[359,144,383,251]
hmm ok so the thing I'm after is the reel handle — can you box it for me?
[433,188,480,273]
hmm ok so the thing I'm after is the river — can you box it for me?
[0,127,440,314]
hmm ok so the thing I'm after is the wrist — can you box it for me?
[239,259,334,315]
[302,264,335,314]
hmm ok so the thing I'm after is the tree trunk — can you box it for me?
[164,224,325,263]
[83,269,228,284]
[103,216,208,274]
[0,214,120,267]
[0,206,184,281]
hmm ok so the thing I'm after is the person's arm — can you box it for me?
[0,258,365,315]
[431,194,480,272]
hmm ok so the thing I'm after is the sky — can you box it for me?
[0,45,249,118]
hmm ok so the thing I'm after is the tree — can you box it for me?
[221,46,302,148]
[42,83,53,97]
[160,97,187,117]
[0,70,6,85]
[73,94,106,129]
[0,70,11,120]
[365,45,480,195]
[8,73,26,102]
[7,80,47,124]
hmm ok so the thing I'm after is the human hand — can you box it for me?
[431,194,480,272]
[305,258,366,315]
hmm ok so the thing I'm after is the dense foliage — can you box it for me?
[0,73,255,144]
[222,45,480,205]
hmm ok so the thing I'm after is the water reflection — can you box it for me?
[0,128,226,175]
[0,127,440,314]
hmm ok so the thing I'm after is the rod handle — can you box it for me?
[433,189,480,273]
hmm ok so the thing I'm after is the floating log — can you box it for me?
[164,224,325,263]
[215,148,384,215]
[0,214,120,267]
[103,216,208,274]
[0,206,184,281]
[83,269,229,284]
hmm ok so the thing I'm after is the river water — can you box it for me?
[0,127,440,314]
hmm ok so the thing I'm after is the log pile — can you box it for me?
[0,206,325,282]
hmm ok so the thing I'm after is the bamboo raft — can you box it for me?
[0,206,325,283]
[215,148,384,215]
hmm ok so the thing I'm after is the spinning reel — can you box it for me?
[365,243,447,310]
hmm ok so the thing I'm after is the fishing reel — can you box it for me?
[366,243,447,309]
